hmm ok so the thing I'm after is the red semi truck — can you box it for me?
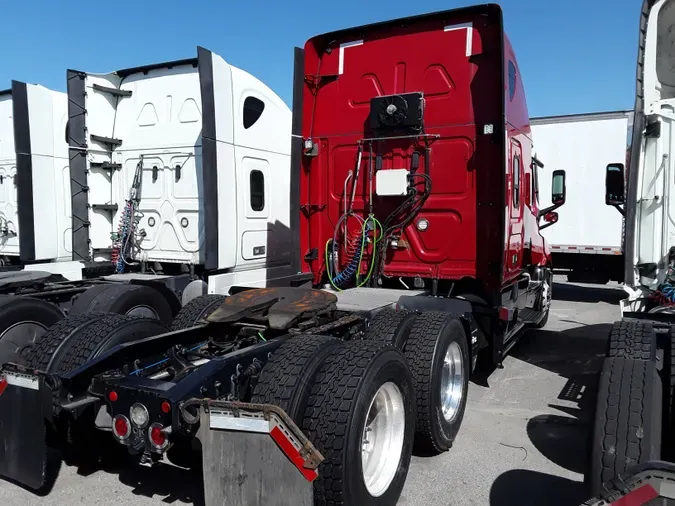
[0,4,565,505]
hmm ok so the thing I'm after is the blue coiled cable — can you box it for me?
[331,231,366,287]
[660,282,675,302]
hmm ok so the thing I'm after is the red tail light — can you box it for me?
[148,423,169,451]
[112,415,131,442]
[0,377,7,398]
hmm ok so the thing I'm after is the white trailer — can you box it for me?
[533,110,632,283]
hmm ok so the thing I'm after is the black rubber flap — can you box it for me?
[0,372,51,490]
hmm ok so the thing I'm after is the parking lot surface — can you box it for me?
[0,279,622,505]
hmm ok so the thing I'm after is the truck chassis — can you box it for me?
[0,286,503,504]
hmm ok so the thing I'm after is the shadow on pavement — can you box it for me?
[526,415,588,475]
[552,282,624,305]
[117,462,204,505]
[511,323,607,480]
[489,469,587,506]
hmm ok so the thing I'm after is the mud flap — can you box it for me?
[193,401,321,506]
[0,371,53,490]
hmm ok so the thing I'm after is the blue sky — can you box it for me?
[0,0,639,118]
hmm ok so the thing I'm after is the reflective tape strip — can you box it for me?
[270,426,318,482]
[209,414,270,434]
[610,484,658,505]
[4,373,38,390]
[550,245,622,255]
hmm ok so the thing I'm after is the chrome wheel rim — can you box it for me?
[542,278,551,311]
[126,305,159,319]
[440,341,465,423]
[361,381,406,497]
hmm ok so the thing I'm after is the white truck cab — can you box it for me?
[0,84,71,269]
[606,0,675,313]
[0,47,298,300]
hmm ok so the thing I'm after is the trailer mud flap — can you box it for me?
[0,371,53,490]
[191,400,322,506]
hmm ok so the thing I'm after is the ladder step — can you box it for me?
[92,204,118,212]
[92,248,115,254]
[90,161,122,171]
[92,83,132,98]
[90,134,123,147]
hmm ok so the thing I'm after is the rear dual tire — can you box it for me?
[28,313,169,374]
[364,309,470,455]
[70,284,174,324]
[253,336,416,506]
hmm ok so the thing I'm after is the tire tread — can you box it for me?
[403,311,465,453]
[27,312,111,372]
[170,294,228,331]
[590,356,661,494]
[607,319,656,361]
[251,335,342,423]
[302,340,402,506]
[363,309,417,347]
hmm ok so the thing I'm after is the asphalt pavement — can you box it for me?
[0,278,623,505]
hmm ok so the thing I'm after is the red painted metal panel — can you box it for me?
[299,4,549,292]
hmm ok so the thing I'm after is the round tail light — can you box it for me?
[148,423,169,451]
[112,415,131,442]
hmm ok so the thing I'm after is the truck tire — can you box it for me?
[363,308,418,348]
[607,319,656,361]
[170,294,228,331]
[28,313,168,374]
[0,296,64,367]
[533,268,552,329]
[588,357,662,496]
[403,311,469,454]
[251,335,344,424]
[69,284,173,324]
[302,340,415,506]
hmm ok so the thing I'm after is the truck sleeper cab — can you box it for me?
[299,3,566,365]
[0,5,565,506]
[0,47,303,368]
[0,84,71,268]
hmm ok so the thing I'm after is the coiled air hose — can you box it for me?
[325,214,383,291]
[659,282,675,303]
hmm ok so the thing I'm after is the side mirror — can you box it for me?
[539,211,559,230]
[605,163,625,206]
[538,169,566,225]
[551,169,566,206]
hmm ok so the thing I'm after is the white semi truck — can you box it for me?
[533,110,633,284]
[583,0,675,503]
[0,47,302,367]
[0,84,72,270]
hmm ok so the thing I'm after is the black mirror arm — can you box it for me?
[537,202,563,220]
[610,203,626,217]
